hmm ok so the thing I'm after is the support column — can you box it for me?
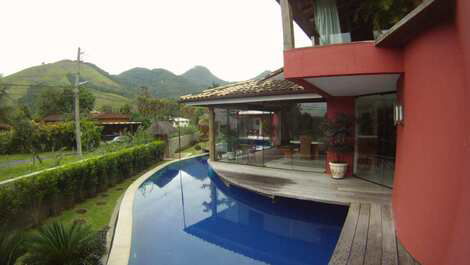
[280,0,295,50]
[208,107,216,161]
[325,97,356,177]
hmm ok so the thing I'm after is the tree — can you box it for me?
[36,87,63,116]
[38,86,95,117]
[119,103,132,114]
[355,0,421,30]
[0,83,14,124]
[100,105,113,113]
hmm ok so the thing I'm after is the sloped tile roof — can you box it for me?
[180,77,306,103]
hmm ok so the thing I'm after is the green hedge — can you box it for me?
[0,141,165,228]
[0,120,102,154]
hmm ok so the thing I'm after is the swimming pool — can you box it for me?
[130,156,348,265]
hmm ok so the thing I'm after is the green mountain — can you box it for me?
[3,60,130,110]
[252,70,272,80]
[181,66,228,88]
[3,61,243,112]
[116,66,228,98]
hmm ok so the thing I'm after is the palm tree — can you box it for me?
[23,222,106,265]
[0,227,26,265]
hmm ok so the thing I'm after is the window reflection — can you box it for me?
[214,102,327,172]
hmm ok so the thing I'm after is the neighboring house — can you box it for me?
[90,112,142,140]
[42,114,66,124]
[181,1,470,265]
[0,123,11,132]
[171,117,190,128]
[42,112,142,140]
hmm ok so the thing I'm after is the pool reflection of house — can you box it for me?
[180,1,470,265]
[184,167,347,265]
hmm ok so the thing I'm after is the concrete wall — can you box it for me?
[393,14,470,265]
[167,133,198,157]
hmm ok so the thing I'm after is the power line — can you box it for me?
[0,82,75,88]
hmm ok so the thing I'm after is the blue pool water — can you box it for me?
[130,157,348,265]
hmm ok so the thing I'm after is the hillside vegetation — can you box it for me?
[3,60,268,112]
[3,60,130,109]
[115,65,228,98]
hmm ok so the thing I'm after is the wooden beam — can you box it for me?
[208,107,216,161]
[280,0,295,50]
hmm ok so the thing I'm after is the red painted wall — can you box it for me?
[445,1,470,264]
[284,42,403,79]
[325,97,355,177]
[393,15,470,265]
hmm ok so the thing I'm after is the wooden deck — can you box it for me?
[330,203,420,265]
[209,161,392,206]
[209,161,420,265]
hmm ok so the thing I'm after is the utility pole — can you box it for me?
[74,47,83,157]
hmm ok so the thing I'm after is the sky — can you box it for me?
[0,0,311,81]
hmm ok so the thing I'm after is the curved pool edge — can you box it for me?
[208,160,392,206]
[107,154,208,265]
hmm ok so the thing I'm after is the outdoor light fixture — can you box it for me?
[394,103,404,126]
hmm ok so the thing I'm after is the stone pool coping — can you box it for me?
[106,153,208,265]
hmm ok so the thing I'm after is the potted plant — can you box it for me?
[321,113,354,179]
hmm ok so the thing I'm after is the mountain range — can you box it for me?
[2,60,269,110]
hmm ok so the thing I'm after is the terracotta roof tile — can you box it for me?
[180,72,307,103]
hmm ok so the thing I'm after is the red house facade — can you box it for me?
[180,1,469,264]
[278,0,469,264]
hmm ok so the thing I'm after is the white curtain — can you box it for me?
[314,0,343,45]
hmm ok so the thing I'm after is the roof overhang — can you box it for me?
[305,74,401,97]
[183,93,322,106]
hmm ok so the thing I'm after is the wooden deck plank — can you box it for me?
[382,205,398,265]
[397,240,418,265]
[329,203,361,265]
[348,204,370,265]
[211,161,392,206]
[364,204,383,265]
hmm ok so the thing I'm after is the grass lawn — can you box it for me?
[0,151,100,182]
[0,143,134,182]
[42,160,165,231]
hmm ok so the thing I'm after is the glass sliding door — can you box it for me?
[264,102,327,172]
[354,94,397,187]
[213,102,327,173]
[214,108,272,167]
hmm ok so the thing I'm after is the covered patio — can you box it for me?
[181,70,330,174]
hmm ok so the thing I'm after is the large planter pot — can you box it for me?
[329,162,348,179]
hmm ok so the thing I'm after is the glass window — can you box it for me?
[355,94,397,187]
[214,102,327,173]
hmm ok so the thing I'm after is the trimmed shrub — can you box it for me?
[2,120,102,154]
[0,141,165,228]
